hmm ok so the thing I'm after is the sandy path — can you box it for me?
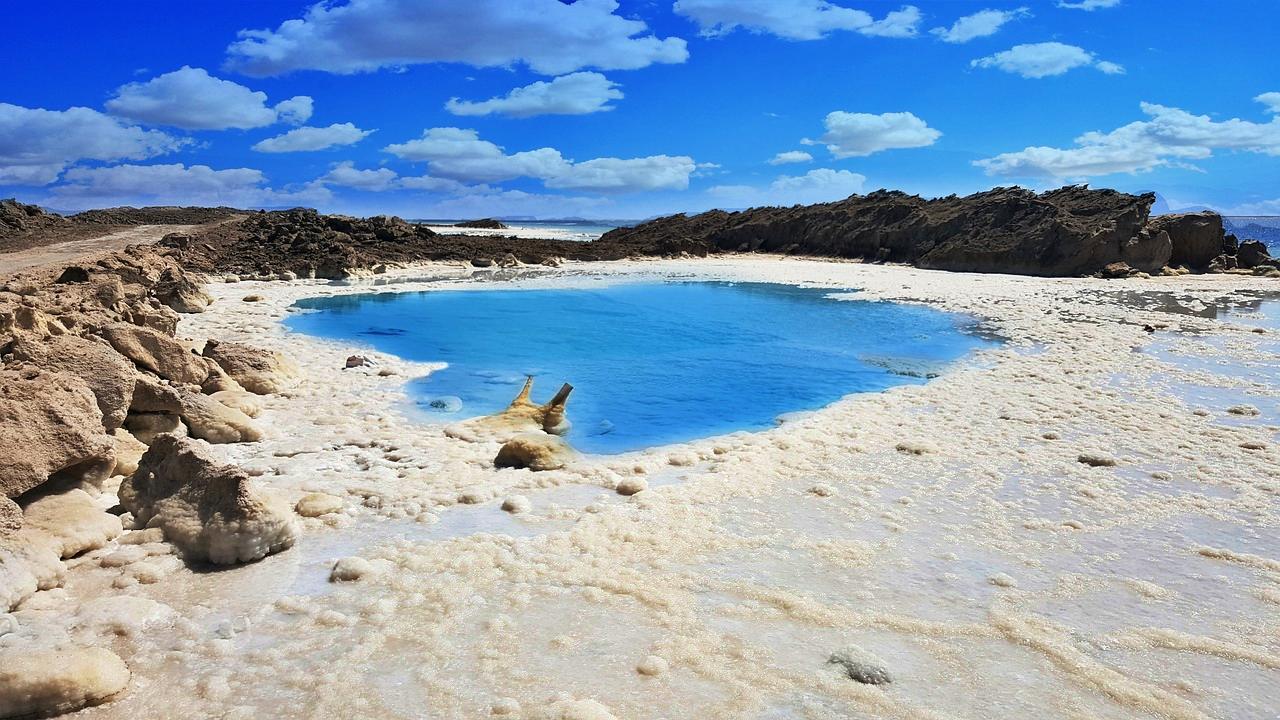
[0,224,197,276]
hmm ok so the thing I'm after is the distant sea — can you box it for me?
[414,218,631,242]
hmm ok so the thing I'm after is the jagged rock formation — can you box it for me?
[455,218,508,229]
[1149,212,1228,269]
[120,434,296,564]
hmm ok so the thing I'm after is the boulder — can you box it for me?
[11,335,138,431]
[1149,211,1225,269]
[0,647,130,718]
[175,389,263,444]
[1119,227,1172,273]
[0,367,115,499]
[120,434,297,564]
[494,433,573,471]
[1237,239,1274,269]
[150,267,212,313]
[128,374,183,415]
[100,323,215,386]
[202,339,297,395]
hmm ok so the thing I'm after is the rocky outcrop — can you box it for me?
[0,198,65,236]
[202,339,296,395]
[1149,212,1226,269]
[1237,240,1275,269]
[11,335,137,431]
[455,218,508,229]
[150,267,212,313]
[174,388,263,444]
[120,434,296,564]
[0,367,115,498]
[100,323,215,386]
[599,187,1162,277]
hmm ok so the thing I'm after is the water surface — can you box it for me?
[288,282,992,453]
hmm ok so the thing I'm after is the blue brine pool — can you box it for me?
[288,282,993,453]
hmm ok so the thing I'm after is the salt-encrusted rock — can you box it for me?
[0,647,130,717]
[295,493,344,517]
[175,389,263,444]
[22,489,123,559]
[501,495,531,514]
[329,556,373,582]
[120,434,296,564]
[473,377,573,438]
[494,433,573,471]
[616,476,648,496]
[151,267,212,313]
[202,339,297,395]
[0,367,115,498]
[123,412,185,446]
[828,646,892,685]
[100,323,216,386]
[10,336,137,431]
[0,530,64,611]
[1149,211,1226,269]
[209,389,262,418]
[109,429,148,477]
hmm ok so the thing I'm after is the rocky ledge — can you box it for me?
[599,186,1277,278]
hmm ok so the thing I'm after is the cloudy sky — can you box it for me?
[2,0,1277,218]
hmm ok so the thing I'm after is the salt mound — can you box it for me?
[0,647,130,718]
[120,434,296,564]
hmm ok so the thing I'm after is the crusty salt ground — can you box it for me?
[6,256,1278,719]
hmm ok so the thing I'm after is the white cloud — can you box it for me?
[384,127,696,192]
[1057,0,1120,10]
[317,161,398,191]
[445,72,623,118]
[971,42,1123,78]
[225,0,687,77]
[673,0,921,40]
[930,8,1029,43]
[974,98,1280,179]
[769,150,814,165]
[1255,92,1280,114]
[708,168,867,207]
[47,163,330,210]
[803,110,941,157]
[106,66,312,130]
[0,103,185,186]
[252,123,373,153]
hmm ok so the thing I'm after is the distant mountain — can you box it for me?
[1224,217,1280,249]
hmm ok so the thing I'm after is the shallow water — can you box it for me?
[287,281,992,453]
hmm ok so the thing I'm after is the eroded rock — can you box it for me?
[175,388,263,444]
[494,433,573,472]
[11,335,137,431]
[0,647,130,718]
[202,339,297,395]
[120,434,296,564]
[100,323,215,386]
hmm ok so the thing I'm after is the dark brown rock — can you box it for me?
[1149,211,1225,269]
[1237,240,1274,269]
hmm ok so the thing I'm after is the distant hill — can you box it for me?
[1224,217,1280,250]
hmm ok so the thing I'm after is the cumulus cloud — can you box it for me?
[1254,91,1280,114]
[225,0,687,77]
[930,8,1029,43]
[252,123,373,153]
[803,111,941,157]
[316,161,399,191]
[673,0,921,40]
[1057,0,1120,10]
[47,163,330,210]
[445,72,623,118]
[384,127,696,192]
[106,66,312,130]
[971,42,1123,78]
[708,168,867,207]
[974,96,1280,179]
[0,103,185,185]
[769,150,813,165]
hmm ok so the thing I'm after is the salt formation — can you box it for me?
[120,434,296,564]
[494,433,573,471]
[479,378,577,470]
[0,647,130,718]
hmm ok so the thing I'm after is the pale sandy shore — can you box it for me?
[8,256,1280,719]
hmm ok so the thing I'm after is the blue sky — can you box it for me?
[2,0,1277,219]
